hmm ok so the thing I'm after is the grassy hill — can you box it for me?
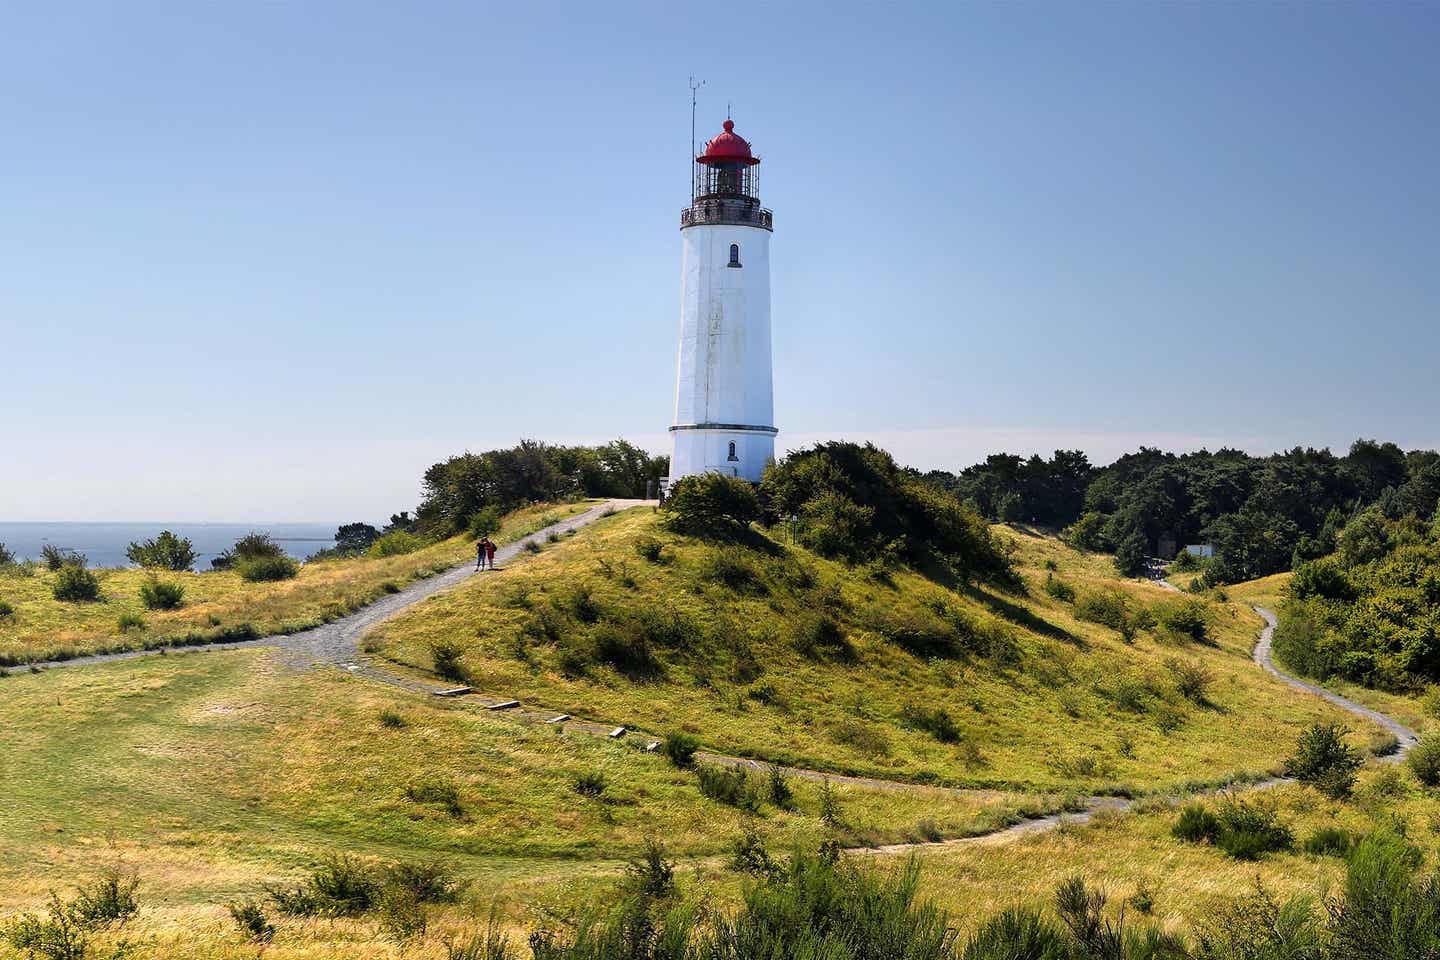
[0,501,594,666]
[1,502,1417,958]
[366,507,1380,796]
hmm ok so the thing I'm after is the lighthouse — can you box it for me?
[668,118,776,485]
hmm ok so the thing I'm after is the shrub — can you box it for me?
[1165,657,1214,703]
[72,868,140,927]
[369,531,426,558]
[1073,590,1129,630]
[468,506,503,539]
[662,473,761,536]
[792,614,851,660]
[125,531,197,571]
[0,599,13,619]
[699,550,766,594]
[404,776,465,817]
[1214,796,1293,860]
[590,621,660,677]
[377,886,427,942]
[430,640,468,682]
[116,612,145,632]
[385,859,466,904]
[237,555,298,582]
[1408,733,1440,787]
[1304,826,1357,857]
[633,536,665,562]
[227,900,275,943]
[306,854,380,916]
[765,763,793,809]
[139,578,185,610]
[623,837,676,899]
[0,543,13,567]
[1157,600,1209,643]
[729,827,780,878]
[1043,574,1076,603]
[901,705,962,743]
[52,565,99,602]
[1173,803,1221,843]
[2,894,90,960]
[696,764,761,812]
[819,778,843,827]
[961,908,1067,960]
[573,770,607,797]
[42,545,85,571]
[1284,723,1363,799]
[662,731,700,768]
[562,584,602,623]
[378,708,408,729]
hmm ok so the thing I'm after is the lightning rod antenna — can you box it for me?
[689,75,705,201]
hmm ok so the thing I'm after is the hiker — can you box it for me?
[481,536,497,570]
[476,539,486,570]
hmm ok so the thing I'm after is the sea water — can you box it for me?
[0,522,338,569]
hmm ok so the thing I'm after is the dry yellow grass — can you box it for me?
[0,501,595,664]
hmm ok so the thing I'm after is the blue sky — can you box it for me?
[3,2,1438,522]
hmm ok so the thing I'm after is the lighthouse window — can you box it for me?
[728,244,742,268]
[727,441,738,461]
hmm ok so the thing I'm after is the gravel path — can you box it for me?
[16,500,645,674]
[1252,605,1419,759]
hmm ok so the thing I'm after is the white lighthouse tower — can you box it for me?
[668,117,776,485]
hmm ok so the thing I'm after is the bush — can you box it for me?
[1408,733,1440,787]
[125,531,197,571]
[384,859,466,904]
[468,506,502,540]
[792,614,851,660]
[729,827,780,878]
[662,473,761,536]
[623,838,676,900]
[0,599,13,619]
[589,621,660,677]
[901,705,962,743]
[404,776,465,817]
[306,854,380,916]
[42,545,85,571]
[765,763,793,809]
[3,894,90,960]
[116,612,145,632]
[377,886,427,942]
[961,907,1067,960]
[72,868,140,927]
[662,731,700,768]
[1042,574,1075,602]
[1172,803,1221,843]
[237,555,298,582]
[369,530,426,558]
[1165,657,1214,703]
[573,770,607,797]
[700,550,766,594]
[227,900,275,943]
[634,536,665,562]
[0,543,13,567]
[1284,722,1363,799]
[1157,600,1209,643]
[1304,826,1357,857]
[139,578,185,610]
[379,708,408,729]
[696,764,761,812]
[1073,590,1130,630]
[1214,796,1293,860]
[52,565,99,602]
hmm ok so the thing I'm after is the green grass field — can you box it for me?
[0,501,596,666]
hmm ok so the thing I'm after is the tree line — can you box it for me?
[928,439,1440,582]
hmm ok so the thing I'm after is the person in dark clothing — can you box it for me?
[476,539,486,570]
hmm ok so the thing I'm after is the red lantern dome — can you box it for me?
[697,119,760,166]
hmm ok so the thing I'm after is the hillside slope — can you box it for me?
[367,508,1379,795]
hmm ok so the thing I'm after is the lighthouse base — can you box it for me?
[668,424,777,485]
